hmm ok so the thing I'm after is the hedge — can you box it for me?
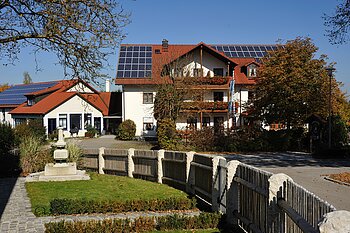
[45,212,222,233]
[50,197,197,215]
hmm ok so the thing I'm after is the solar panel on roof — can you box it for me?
[116,45,153,78]
[210,44,281,58]
[0,81,58,105]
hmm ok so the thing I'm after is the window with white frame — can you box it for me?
[248,64,257,78]
[84,113,92,127]
[58,114,67,130]
[143,117,154,131]
[143,93,153,104]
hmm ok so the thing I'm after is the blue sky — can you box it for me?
[1,0,350,92]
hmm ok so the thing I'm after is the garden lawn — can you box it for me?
[26,173,188,214]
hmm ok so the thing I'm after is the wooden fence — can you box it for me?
[80,148,342,233]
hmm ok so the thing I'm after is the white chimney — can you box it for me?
[105,79,110,92]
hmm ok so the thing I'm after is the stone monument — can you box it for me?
[26,128,90,182]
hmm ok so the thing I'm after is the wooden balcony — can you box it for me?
[175,76,231,86]
[181,101,228,112]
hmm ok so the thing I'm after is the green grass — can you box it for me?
[26,173,188,213]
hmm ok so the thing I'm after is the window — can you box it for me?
[187,117,197,130]
[58,114,67,130]
[70,114,82,130]
[143,93,153,104]
[27,98,35,106]
[213,92,224,102]
[202,117,210,127]
[248,64,257,78]
[143,117,154,131]
[193,68,201,77]
[213,68,224,76]
[94,117,101,133]
[14,118,26,126]
[84,113,92,127]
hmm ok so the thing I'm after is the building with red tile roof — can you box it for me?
[115,41,278,137]
[0,78,121,137]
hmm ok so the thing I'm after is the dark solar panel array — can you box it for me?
[0,81,58,105]
[211,45,279,58]
[116,46,152,78]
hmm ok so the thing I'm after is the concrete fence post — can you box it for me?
[185,151,195,194]
[98,147,105,174]
[212,156,226,212]
[157,149,165,183]
[318,210,350,233]
[127,148,135,178]
[226,160,240,225]
[267,173,293,232]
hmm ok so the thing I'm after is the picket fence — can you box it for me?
[80,148,341,233]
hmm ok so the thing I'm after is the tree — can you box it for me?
[1,0,130,83]
[23,71,32,84]
[324,0,350,44]
[0,83,10,92]
[251,37,348,129]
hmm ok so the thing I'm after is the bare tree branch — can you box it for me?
[0,0,130,83]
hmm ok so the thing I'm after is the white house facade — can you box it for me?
[116,41,278,137]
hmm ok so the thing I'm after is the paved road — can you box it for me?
[226,152,350,211]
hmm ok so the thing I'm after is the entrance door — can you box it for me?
[48,118,56,134]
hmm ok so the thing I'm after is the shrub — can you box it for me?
[0,123,15,157]
[66,142,83,164]
[116,119,136,140]
[157,118,179,150]
[49,197,196,215]
[187,127,215,151]
[19,136,53,174]
[15,119,46,144]
[44,212,222,233]
[85,125,98,138]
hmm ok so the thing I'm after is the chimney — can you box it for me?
[105,79,110,92]
[162,39,168,52]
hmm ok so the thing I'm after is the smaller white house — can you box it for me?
[4,79,121,137]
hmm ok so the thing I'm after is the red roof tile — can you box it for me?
[10,88,109,116]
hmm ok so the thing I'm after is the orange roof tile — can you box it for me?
[10,91,110,116]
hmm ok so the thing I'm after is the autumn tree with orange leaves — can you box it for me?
[250,37,350,129]
[0,83,11,92]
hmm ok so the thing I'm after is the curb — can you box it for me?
[324,176,350,187]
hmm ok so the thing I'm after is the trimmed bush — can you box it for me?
[50,197,196,215]
[116,119,136,140]
[44,212,222,233]
[19,136,53,174]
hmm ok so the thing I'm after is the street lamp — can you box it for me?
[326,67,335,149]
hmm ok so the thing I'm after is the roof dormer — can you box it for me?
[244,61,260,78]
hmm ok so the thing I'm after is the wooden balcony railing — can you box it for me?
[175,76,230,85]
[182,101,228,111]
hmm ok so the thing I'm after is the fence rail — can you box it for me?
[80,148,344,233]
